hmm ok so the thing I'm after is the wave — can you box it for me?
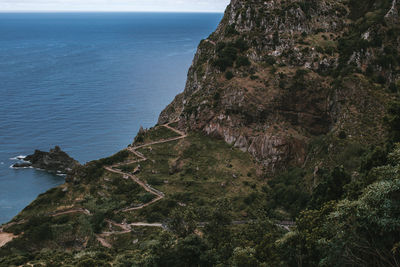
[9,165,33,169]
[9,155,27,161]
[10,164,66,177]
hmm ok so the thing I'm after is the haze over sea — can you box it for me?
[0,12,222,224]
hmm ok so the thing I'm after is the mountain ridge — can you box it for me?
[159,0,397,172]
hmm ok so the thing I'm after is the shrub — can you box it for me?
[338,130,347,139]
[139,193,155,204]
[225,71,234,80]
[310,166,351,208]
[225,24,238,36]
[264,55,276,65]
[236,56,251,67]
[91,211,106,233]
[376,74,386,84]
[213,58,234,71]
[234,38,249,52]
[266,168,310,217]
[213,44,238,71]
[273,31,279,46]
[365,64,374,76]
[389,82,398,93]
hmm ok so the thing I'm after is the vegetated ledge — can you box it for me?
[11,146,80,175]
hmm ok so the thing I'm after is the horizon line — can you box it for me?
[0,10,225,14]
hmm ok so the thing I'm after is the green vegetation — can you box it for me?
[236,56,251,67]
[213,39,250,71]
[131,132,263,222]
[2,0,400,265]
[225,70,234,80]
[134,126,180,145]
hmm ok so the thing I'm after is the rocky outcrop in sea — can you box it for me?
[12,146,80,175]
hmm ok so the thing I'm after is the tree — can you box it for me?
[168,206,198,238]
[232,247,260,267]
[204,199,233,260]
[174,235,210,266]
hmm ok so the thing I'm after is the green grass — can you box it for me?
[129,132,263,221]
[1,130,264,257]
[134,125,180,145]
[168,121,179,128]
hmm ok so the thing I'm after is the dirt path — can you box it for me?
[132,135,187,150]
[2,121,294,250]
[129,222,164,228]
[95,121,186,247]
[0,219,27,248]
[96,236,112,248]
[50,208,91,217]
[95,123,296,247]
[104,121,184,208]
[0,232,17,248]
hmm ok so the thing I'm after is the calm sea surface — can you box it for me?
[0,12,222,224]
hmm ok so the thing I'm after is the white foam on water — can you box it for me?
[9,155,26,161]
[9,165,33,169]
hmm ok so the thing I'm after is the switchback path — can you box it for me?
[0,121,295,249]
[0,121,185,249]
[50,208,91,217]
[104,120,185,212]
[95,121,186,247]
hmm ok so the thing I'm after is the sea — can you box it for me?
[0,12,222,224]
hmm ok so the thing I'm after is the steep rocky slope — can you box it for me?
[159,0,399,172]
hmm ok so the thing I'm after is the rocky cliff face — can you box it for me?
[160,0,400,172]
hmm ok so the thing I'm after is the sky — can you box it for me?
[0,0,230,12]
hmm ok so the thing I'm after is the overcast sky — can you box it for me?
[0,0,230,12]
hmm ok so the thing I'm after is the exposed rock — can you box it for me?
[13,146,80,174]
[385,0,399,25]
[159,0,395,172]
[133,165,141,175]
[169,158,183,175]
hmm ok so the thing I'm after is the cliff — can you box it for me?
[159,0,399,172]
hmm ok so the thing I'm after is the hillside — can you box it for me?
[160,0,398,173]
[1,0,400,266]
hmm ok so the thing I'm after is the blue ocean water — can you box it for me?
[0,12,222,224]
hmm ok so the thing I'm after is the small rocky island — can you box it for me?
[12,146,80,174]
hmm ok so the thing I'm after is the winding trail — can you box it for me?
[0,121,185,249]
[95,121,186,247]
[0,121,294,249]
[50,208,91,217]
[105,120,185,212]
